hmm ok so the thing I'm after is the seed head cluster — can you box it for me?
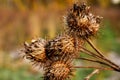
[21,3,101,80]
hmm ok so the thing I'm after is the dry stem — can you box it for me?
[84,37,120,72]
[79,49,118,69]
[77,57,116,70]
[74,66,112,71]
[84,69,99,80]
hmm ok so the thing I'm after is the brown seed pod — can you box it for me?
[45,34,81,61]
[44,61,75,80]
[22,38,51,68]
[65,3,102,39]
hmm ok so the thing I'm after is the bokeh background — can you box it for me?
[0,0,120,80]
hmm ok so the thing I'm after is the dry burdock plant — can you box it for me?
[21,2,120,80]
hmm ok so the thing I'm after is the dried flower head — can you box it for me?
[22,38,51,68]
[45,34,79,61]
[44,61,74,80]
[65,3,102,38]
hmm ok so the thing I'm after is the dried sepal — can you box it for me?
[65,3,102,39]
[44,61,75,80]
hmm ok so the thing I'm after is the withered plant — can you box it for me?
[21,2,120,80]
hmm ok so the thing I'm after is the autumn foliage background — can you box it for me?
[0,0,120,80]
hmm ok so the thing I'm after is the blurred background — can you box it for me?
[0,0,120,80]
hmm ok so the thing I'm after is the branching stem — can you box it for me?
[84,37,120,72]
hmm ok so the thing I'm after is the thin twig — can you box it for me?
[80,49,114,67]
[80,48,117,69]
[74,66,112,71]
[78,57,111,67]
[79,47,120,72]
[77,57,119,71]
[85,38,103,57]
[80,45,115,65]
[85,38,120,71]
[86,38,118,67]
[84,69,99,80]
[80,48,104,59]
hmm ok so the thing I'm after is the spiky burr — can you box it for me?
[44,61,74,80]
[65,3,102,39]
[22,38,52,68]
[45,34,83,61]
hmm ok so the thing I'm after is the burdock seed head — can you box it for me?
[22,38,51,68]
[44,61,74,80]
[65,3,102,39]
[45,34,79,61]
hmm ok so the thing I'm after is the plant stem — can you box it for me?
[80,47,117,69]
[77,57,117,70]
[84,69,99,80]
[80,48,115,65]
[80,46,104,59]
[74,66,112,70]
[85,38,120,72]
